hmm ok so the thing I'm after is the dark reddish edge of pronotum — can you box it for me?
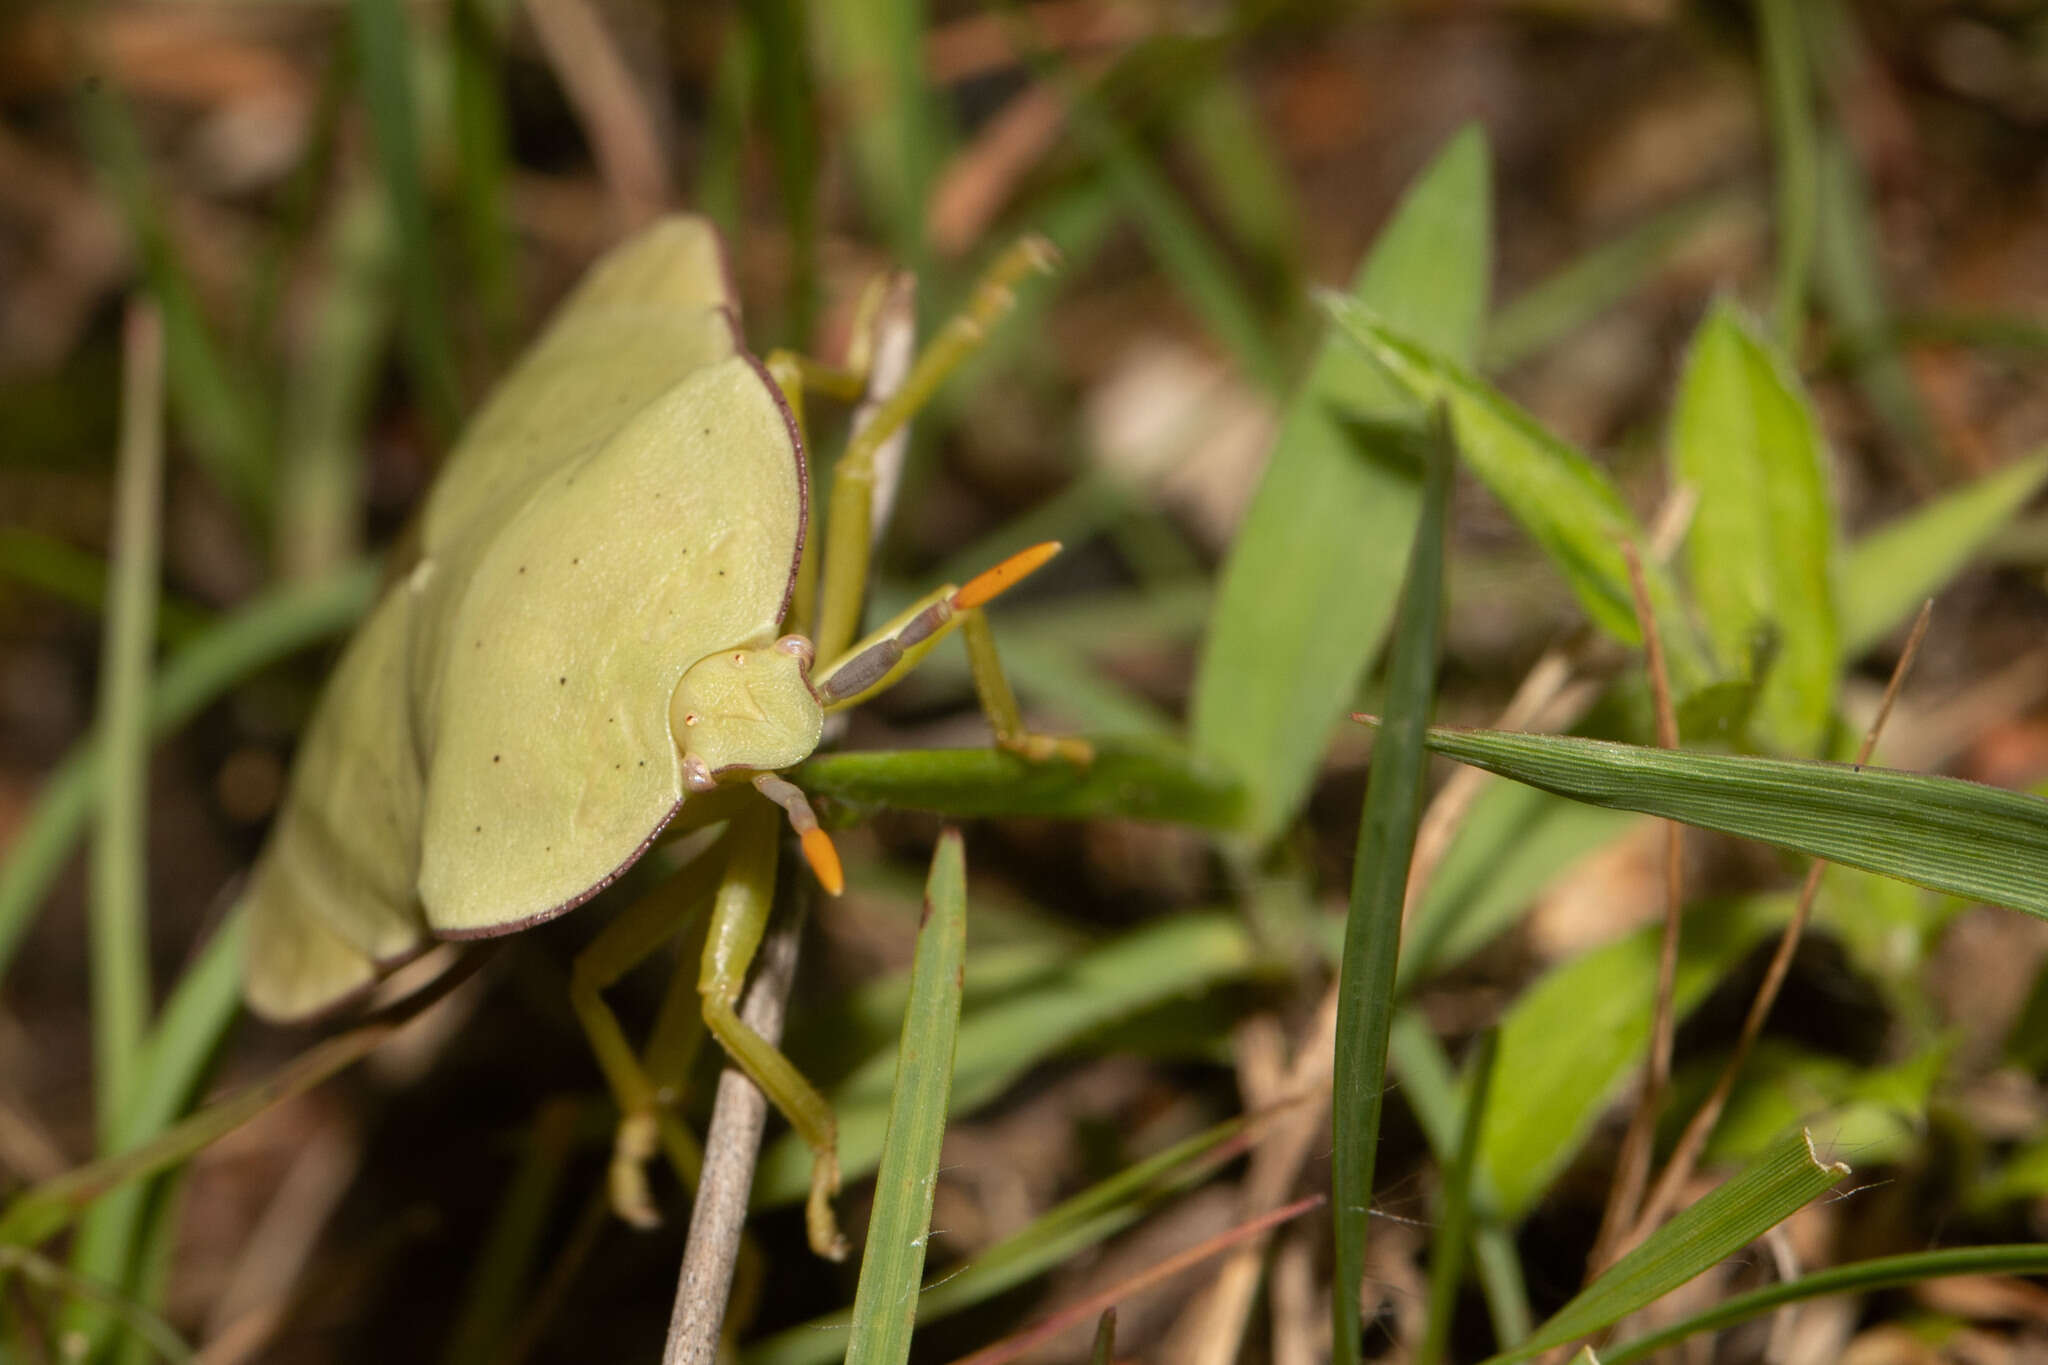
[737,348,808,627]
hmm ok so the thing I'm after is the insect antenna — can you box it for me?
[751,773,844,895]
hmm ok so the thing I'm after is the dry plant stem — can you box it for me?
[1626,602,1935,1247]
[662,896,807,1365]
[522,0,670,230]
[1270,1227,1323,1365]
[1589,543,1684,1274]
[946,1195,1326,1365]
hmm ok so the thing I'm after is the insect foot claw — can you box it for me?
[1000,732,1095,766]
[608,1111,664,1230]
[806,1151,850,1261]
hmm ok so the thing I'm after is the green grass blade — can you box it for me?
[792,740,1242,829]
[1193,126,1490,847]
[1486,1130,1847,1363]
[1088,1310,1116,1365]
[807,0,945,268]
[1412,725,2048,917]
[1670,301,1837,753]
[1322,298,1704,680]
[844,833,969,1365]
[1838,448,2048,655]
[1483,191,1751,372]
[440,1099,582,1365]
[746,1116,1252,1365]
[351,0,462,440]
[0,528,209,647]
[449,0,517,355]
[1755,0,1817,346]
[1332,407,1449,1365]
[1419,1028,1499,1365]
[0,563,379,981]
[89,306,165,1139]
[1607,1244,2048,1364]
[752,0,823,345]
[1177,72,1301,280]
[753,913,1261,1205]
[73,77,269,523]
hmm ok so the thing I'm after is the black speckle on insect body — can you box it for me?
[493,755,501,763]
[559,676,568,685]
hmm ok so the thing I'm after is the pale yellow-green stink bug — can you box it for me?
[239,215,1084,1259]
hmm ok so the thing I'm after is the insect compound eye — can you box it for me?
[681,755,717,793]
[774,634,816,670]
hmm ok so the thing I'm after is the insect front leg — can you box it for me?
[700,804,848,1260]
[568,849,724,1227]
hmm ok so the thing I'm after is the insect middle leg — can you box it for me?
[699,802,848,1260]
[569,846,724,1227]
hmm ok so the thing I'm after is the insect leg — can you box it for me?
[813,236,1059,663]
[700,804,849,1260]
[569,847,724,1227]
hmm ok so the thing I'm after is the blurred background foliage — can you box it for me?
[2,0,2048,1361]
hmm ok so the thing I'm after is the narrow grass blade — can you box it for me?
[0,527,209,646]
[752,0,823,344]
[73,77,269,522]
[1755,0,1817,346]
[807,0,945,266]
[1193,126,1490,847]
[1410,725,2048,917]
[351,0,462,440]
[844,833,969,1364]
[1476,896,1787,1221]
[1605,1244,2048,1364]
[746,1116,1252,1365]
[90,304,165,1134]
[793,740,1243,829]
[753,914,1261,1205]
[1333,407,1450,1365]
[1838,449,2048,655]
[0,563,379,981]
[1323,299,1704,680]
[1177,73,1301,279]
[1483,191,1751,373]
[1420,1028,1500,1365]
[449,0,517,354]
[1670,301,1837,753]
[1088,1310,1116,1365]
[1485,1129,1846,1363]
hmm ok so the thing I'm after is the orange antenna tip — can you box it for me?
[955,541,1062,610]
[801,827,845,897]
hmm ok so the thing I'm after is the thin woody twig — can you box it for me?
[662,893,808,1365]
[1588,543,1684,1274]
[1625,600,1934,1246]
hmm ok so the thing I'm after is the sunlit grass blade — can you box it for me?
[1484,1129,1846,1364]
[1193,126,1490,847]
[1409,725,2048,916]
[1670,301,1836,753]
[0,563,379,981]
[746,1115,1254,1365]
[1322,298,1705,681]
[1482,191,1752,373]
[1838,448,2048,655]
[1419,1027,1499,1365]
[1603,1243,2048,1364]
[1332,405,1449,1365]
[844,832,968,1365]
[793,740,1242,829]
[351,0,462,440]
[753,914,1262,1205]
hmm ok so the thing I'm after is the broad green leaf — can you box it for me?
[754,913,1260,1205]
[1192,125,1490,846]
[795,740,1243,829]
[1411,725,2048,917]
[745,1116,1250,1365]
[1333,407,1449,1365]
[1838,448,2048,656]
[1603,1245,2048,1364]
[1680,1040,1943,1169]
[1479,896,1788,1220]
[844,833,967,1365]
[1671,302,1837,753]
[1323,299,1706,682]
[1485,1129,1847,1363]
